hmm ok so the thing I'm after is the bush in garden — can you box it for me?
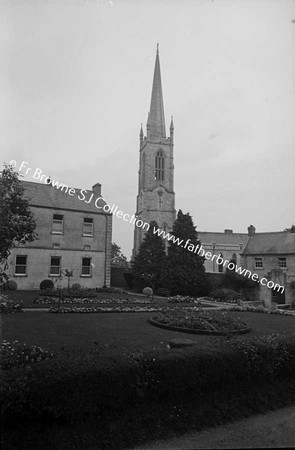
[71,283,81,290]
[0,294,23,313]
[4,280,18,291]
[142,287,153,298]
[211,288,245,303]
[40,279,54,290]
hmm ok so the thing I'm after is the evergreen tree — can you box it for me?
[166,210,207,296]
[132,221,167,293]
[0,164,37,284]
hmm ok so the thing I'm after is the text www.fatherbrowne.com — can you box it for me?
[153,227,284,294]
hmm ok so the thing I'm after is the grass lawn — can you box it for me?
[2,309,295,354]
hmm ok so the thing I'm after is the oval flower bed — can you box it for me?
[150,309,250,335]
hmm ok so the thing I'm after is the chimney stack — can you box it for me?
[92,183,102,196]
[248,225,256,236]
[224,229,233,234]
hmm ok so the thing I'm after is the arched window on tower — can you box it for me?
[155,150,164,181]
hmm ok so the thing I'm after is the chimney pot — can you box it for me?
[92,183,102,196]
[248,225,256,236]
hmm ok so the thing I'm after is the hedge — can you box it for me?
[2,336,295,448]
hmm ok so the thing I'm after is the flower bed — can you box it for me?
[167,295,196,304]
[0,340,54,369]
[49,305,162,313]
[0,295,23,314]
[35,296,152,305]
[150,309,250,335]
[39,287,128,298]
[225,305,295,316]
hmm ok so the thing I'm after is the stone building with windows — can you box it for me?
[241,228,295,306]
[6,180,112,290]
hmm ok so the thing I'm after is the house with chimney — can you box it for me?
[5,180,112,290]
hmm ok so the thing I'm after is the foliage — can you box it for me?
[0,164,37,283]
[71,283,81,289]
[132,221,167,292]
[40,279,54,290]
[167,295,196,304]
[34,296,152,305]
[0,294,23,313]
[0,340,54,369]
[152,309,248,333]
[111,243,128,268]
[224,260,258,299]
[2,279,18,291]
[165,210,207,296]
[211,288,245,303]
[2,335,295,432]
[49,306,162,313]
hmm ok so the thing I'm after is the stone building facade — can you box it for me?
[6,180,112,290]
[241,229,295,306]
[133,46,176,255]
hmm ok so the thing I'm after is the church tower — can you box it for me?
[133,45,176,255]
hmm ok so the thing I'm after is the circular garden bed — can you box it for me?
[150,309,250,335]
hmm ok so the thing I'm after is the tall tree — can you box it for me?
[111,243,128,268]
[0,164,37,283]
[132,220,167,293]
[166,210,207,296]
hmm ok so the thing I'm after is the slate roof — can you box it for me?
[198,231,250,247]
[22,180,109,215]
[242,232,295,255]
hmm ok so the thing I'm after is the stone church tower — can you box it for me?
[133,46,176,255]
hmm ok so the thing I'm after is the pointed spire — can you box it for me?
[147,44,166,139]
[170,115,174,131]
[139,123,143,137]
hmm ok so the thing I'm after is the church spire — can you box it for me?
[147,44,166,139]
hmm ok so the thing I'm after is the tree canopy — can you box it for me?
[166,210,207,296]
[0,164,37,280]
[132,220,167,292]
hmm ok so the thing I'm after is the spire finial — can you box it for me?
[157,42,159,54]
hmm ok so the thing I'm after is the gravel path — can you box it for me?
[133,406,295,449]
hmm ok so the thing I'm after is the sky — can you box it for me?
[1,0,295,259]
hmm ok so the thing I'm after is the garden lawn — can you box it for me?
[2,310,295,354]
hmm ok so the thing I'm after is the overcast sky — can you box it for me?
[1,0,295,258]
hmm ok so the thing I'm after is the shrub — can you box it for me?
[40,279,54,290]
[211,288,245,303]
[0,340,54,369]
[142,287,153,297]
[4,280,18,291]
[0,294,23,313]
[71,283,81,290]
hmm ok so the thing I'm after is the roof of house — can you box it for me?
[242,231,295,255]
[22,180,110,215]
[198,231,250,247]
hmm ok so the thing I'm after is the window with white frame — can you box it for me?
[83,218,93,236]
[81,257,91,276]
[254,257,263,269]
[14,255,27,275]
[52,214,63,234]
[278,257,287,268]
[50,256,61,276]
